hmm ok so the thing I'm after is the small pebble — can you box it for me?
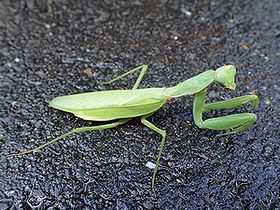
[6,62,13,67]
[167,161,173,167]
[83,67,92,77]
[45,24,51,29]
[145,161,156,169]
[181,8,192,17]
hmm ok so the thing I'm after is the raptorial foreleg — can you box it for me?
[193,89,258,136]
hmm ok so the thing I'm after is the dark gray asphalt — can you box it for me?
[0,0,279,209]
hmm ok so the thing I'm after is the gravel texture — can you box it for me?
[0,0,279,209]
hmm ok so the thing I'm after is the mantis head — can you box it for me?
[214,65,236,90]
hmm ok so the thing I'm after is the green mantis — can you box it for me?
[7,64,258,194]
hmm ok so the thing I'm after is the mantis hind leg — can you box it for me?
[98,64,148,90]
[6,119,130,157]
[193,89,258,136]
[140,115,166,195]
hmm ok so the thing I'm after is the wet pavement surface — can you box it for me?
[0,0,279,209]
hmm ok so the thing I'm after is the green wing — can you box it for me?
[50,88,167,121]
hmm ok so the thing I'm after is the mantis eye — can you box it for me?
[214,65,236,90]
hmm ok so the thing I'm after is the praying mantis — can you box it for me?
[7,64,258,194]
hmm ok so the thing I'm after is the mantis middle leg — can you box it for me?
[7,119,130,157]
[140,114,166,194]
[193,89,258,136]
[99,64,148,90]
